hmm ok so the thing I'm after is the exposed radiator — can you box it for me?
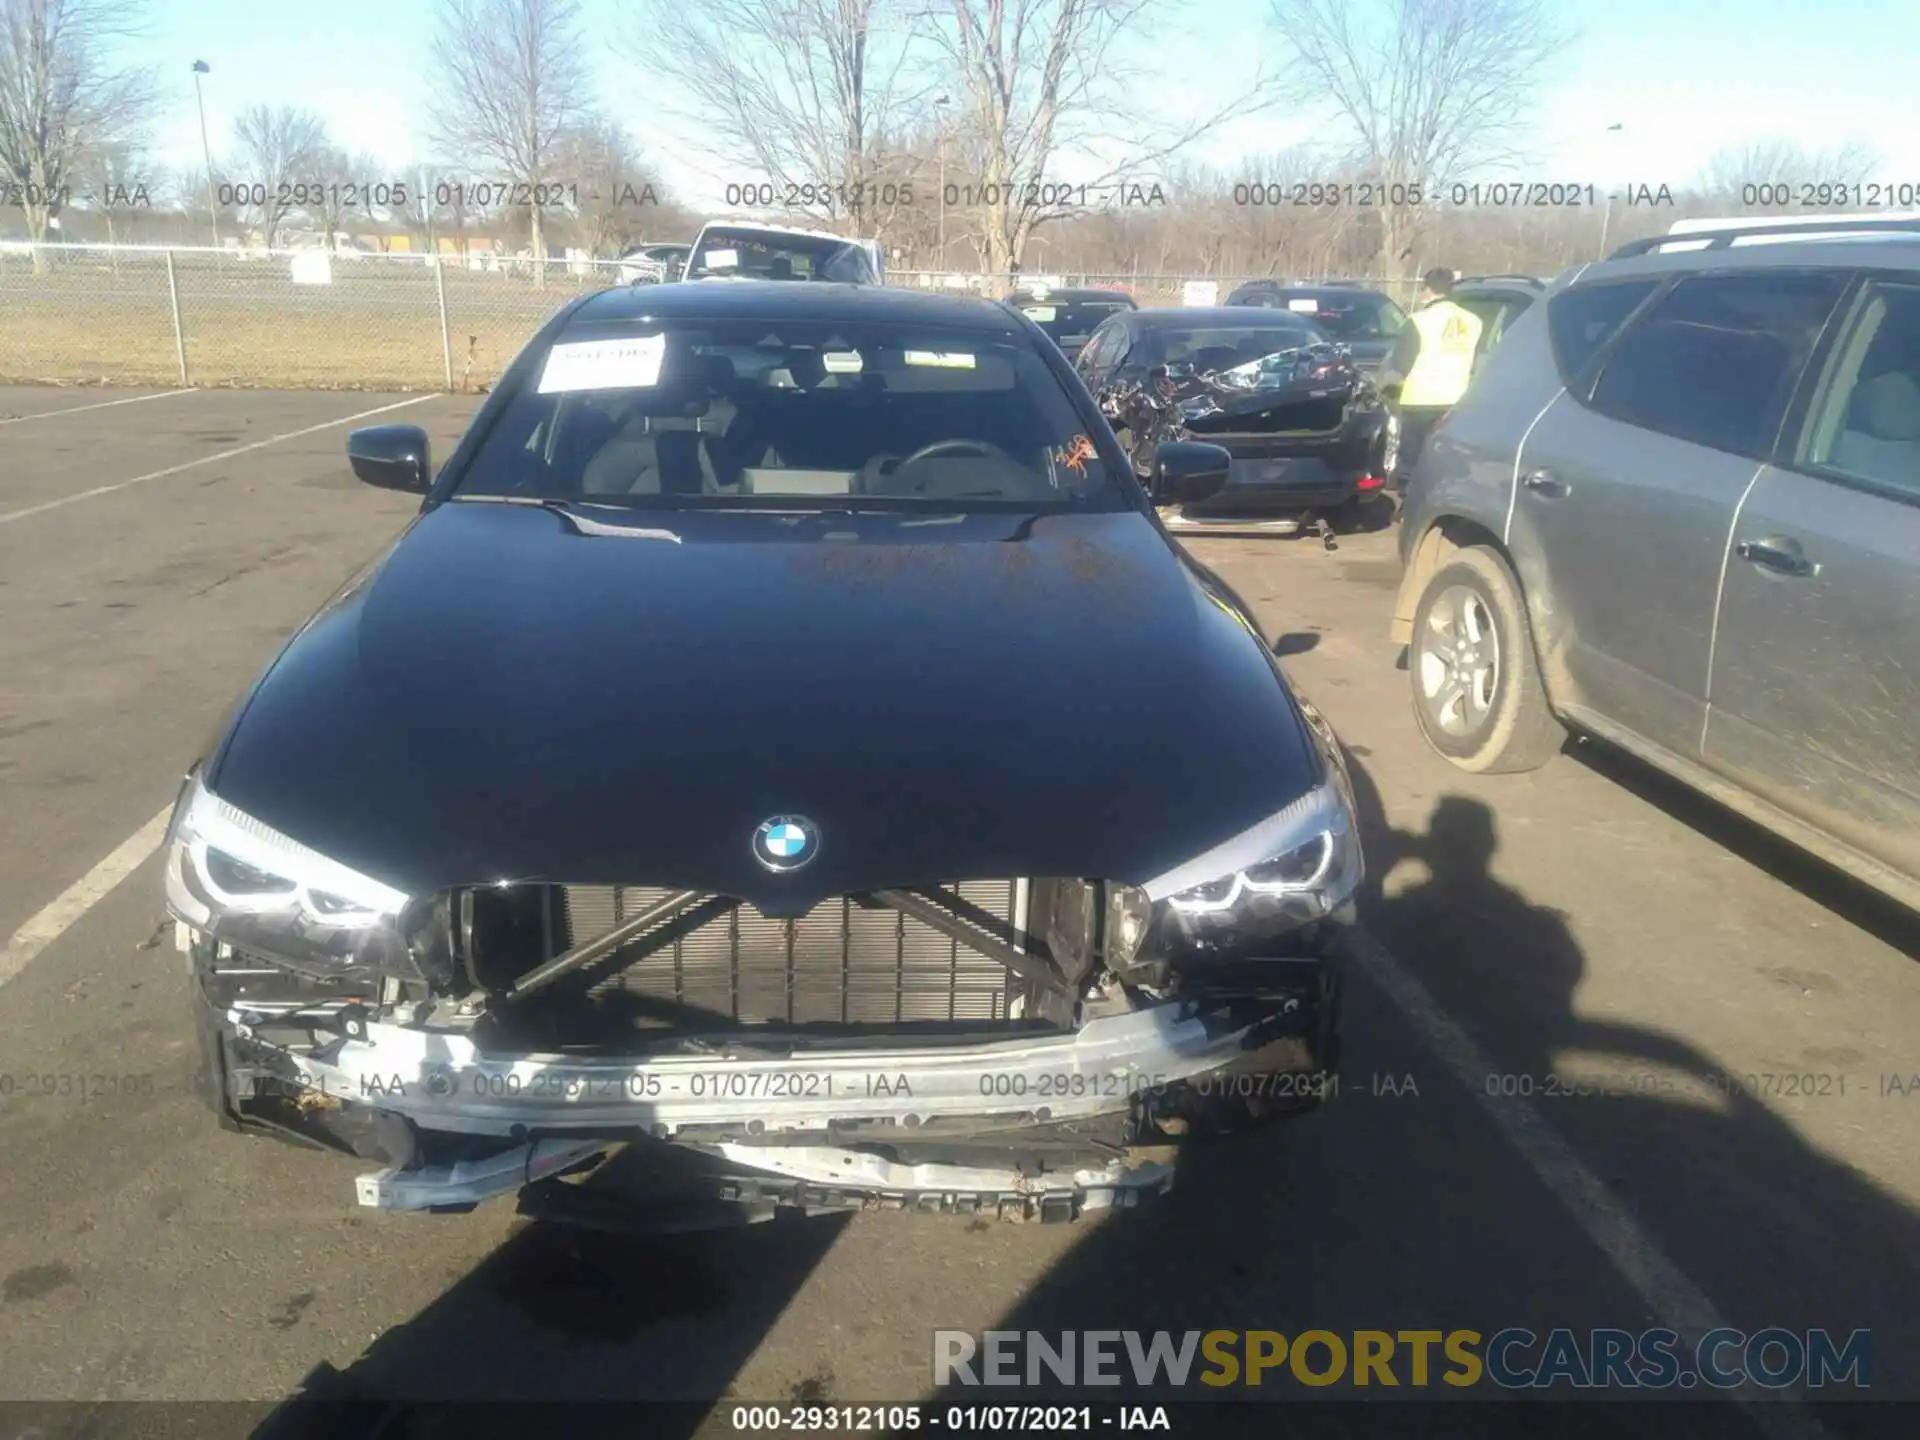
[558,882,1026,1025]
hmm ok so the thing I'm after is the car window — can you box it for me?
[1017,298,1133,348]
[455,318,1120,509]
[1587,272,1847,457]
[687,228,874,284]
[1282,294,1406,340]
[1798,279,1920,499]
[1143,323,1323,368]
[1076,321,1127,377]
[1547,279,1660,384]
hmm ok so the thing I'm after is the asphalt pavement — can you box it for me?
[0,386,1915,1437]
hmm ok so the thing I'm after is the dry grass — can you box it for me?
[0,296,566,391]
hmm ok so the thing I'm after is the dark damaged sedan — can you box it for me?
[163,281,1363,1227]
[1077,307,1398,542]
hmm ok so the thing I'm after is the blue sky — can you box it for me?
[144,0,1920,208]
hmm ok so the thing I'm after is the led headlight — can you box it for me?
[1142,774,1363,943]
[1160,777,1360,922]
[164,772,430,983]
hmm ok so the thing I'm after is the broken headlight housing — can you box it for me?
[163,771,432,983]
[1105,775,1364,984]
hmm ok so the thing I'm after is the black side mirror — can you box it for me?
[348,424,431,492]
[1151,440,1231,506]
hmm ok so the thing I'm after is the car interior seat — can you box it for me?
[1831,369,1920,483]
[580,412,661,495]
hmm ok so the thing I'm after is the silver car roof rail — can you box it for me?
[1609,217,1920,259]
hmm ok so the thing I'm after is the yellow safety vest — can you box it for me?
[1399,300,1484,407]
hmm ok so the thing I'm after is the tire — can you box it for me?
[1408,545,1564,773]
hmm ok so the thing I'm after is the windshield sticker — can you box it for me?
[1021,305,1058,322]
[1054,435,1097,475]
[822,351,864,373]
[1287,298,1319,313]
[706,248,740,269]
[537,335,668,393]
[904,351,976,368]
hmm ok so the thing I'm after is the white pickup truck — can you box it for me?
[686,219,884,285]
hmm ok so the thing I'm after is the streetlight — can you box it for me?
[934,94,950,270]
[192,60,220,249]
[1597,121,1624,259]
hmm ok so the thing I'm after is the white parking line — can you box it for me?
[0,805,173,990]
[1350,928,1834,1440]
[0,394,438,527]
[0,388,199,426]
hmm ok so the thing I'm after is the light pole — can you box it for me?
[1597,121,1624,259]
[192,60,220,249]
[934,94,949,271]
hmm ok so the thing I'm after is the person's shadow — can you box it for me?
[908,756,1919,1428]
[240,756,1920,1437]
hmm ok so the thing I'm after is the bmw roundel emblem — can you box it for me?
[752,815,820,872]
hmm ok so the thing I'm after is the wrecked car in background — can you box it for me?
[163,281,1362,1229]
[1076,306,1397,545]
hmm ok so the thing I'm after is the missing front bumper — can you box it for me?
[188,934,1344,1220]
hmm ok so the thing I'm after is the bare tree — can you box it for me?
[549,115,679,257]
[0,0,155,269]
[929,0,1271,277]
[74,136,147,245]
[1267,0,1568,281]
[298,147,390,249]
[627,0,925,233]
[429,0,591,273]
[1695,136,1879,206]
[226,104,327,247]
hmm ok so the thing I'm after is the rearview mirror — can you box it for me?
[1150,440,1231,506]
[348,424,431,492]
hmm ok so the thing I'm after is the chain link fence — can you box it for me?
[0,243,1422,391]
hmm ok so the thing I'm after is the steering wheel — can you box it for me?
[899,438,1016,467]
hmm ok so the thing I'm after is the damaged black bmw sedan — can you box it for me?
[163,280,1364,1226]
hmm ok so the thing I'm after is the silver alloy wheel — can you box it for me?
[1416,584,1501,736]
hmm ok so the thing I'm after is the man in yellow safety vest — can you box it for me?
[1380,268,1484,489]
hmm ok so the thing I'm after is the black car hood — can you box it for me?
[210,502,1320,913]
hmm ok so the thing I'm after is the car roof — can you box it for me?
[1010,287,1136,304]
[1453,278,1543,299]
[694,218,874,246]
[1227,281,1389,299]
[1127,306,1324,327]
[1558,233,1920,295]
[568,278,1027,334]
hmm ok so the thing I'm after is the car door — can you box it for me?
[1507,269,1848,756]
[1704,273,1920,884]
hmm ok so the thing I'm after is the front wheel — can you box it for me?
[1409,546,1564,773]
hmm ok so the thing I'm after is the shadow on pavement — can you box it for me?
[241,757,1918,1437]
[249,1157,849,1436]
[1566,735,1920,962]
[911,755,1917,1429]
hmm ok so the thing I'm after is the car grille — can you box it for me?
[557,882,1026,1025]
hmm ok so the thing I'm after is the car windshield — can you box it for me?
[687,228,873,283]
[1016,297,1133,346]
[1144,323,1324,372]
[453,318,1122,510]
[1272,293,1407,340]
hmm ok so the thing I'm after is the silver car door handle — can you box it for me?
[1521,469,1572,498]
[1736,535,1822,578]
